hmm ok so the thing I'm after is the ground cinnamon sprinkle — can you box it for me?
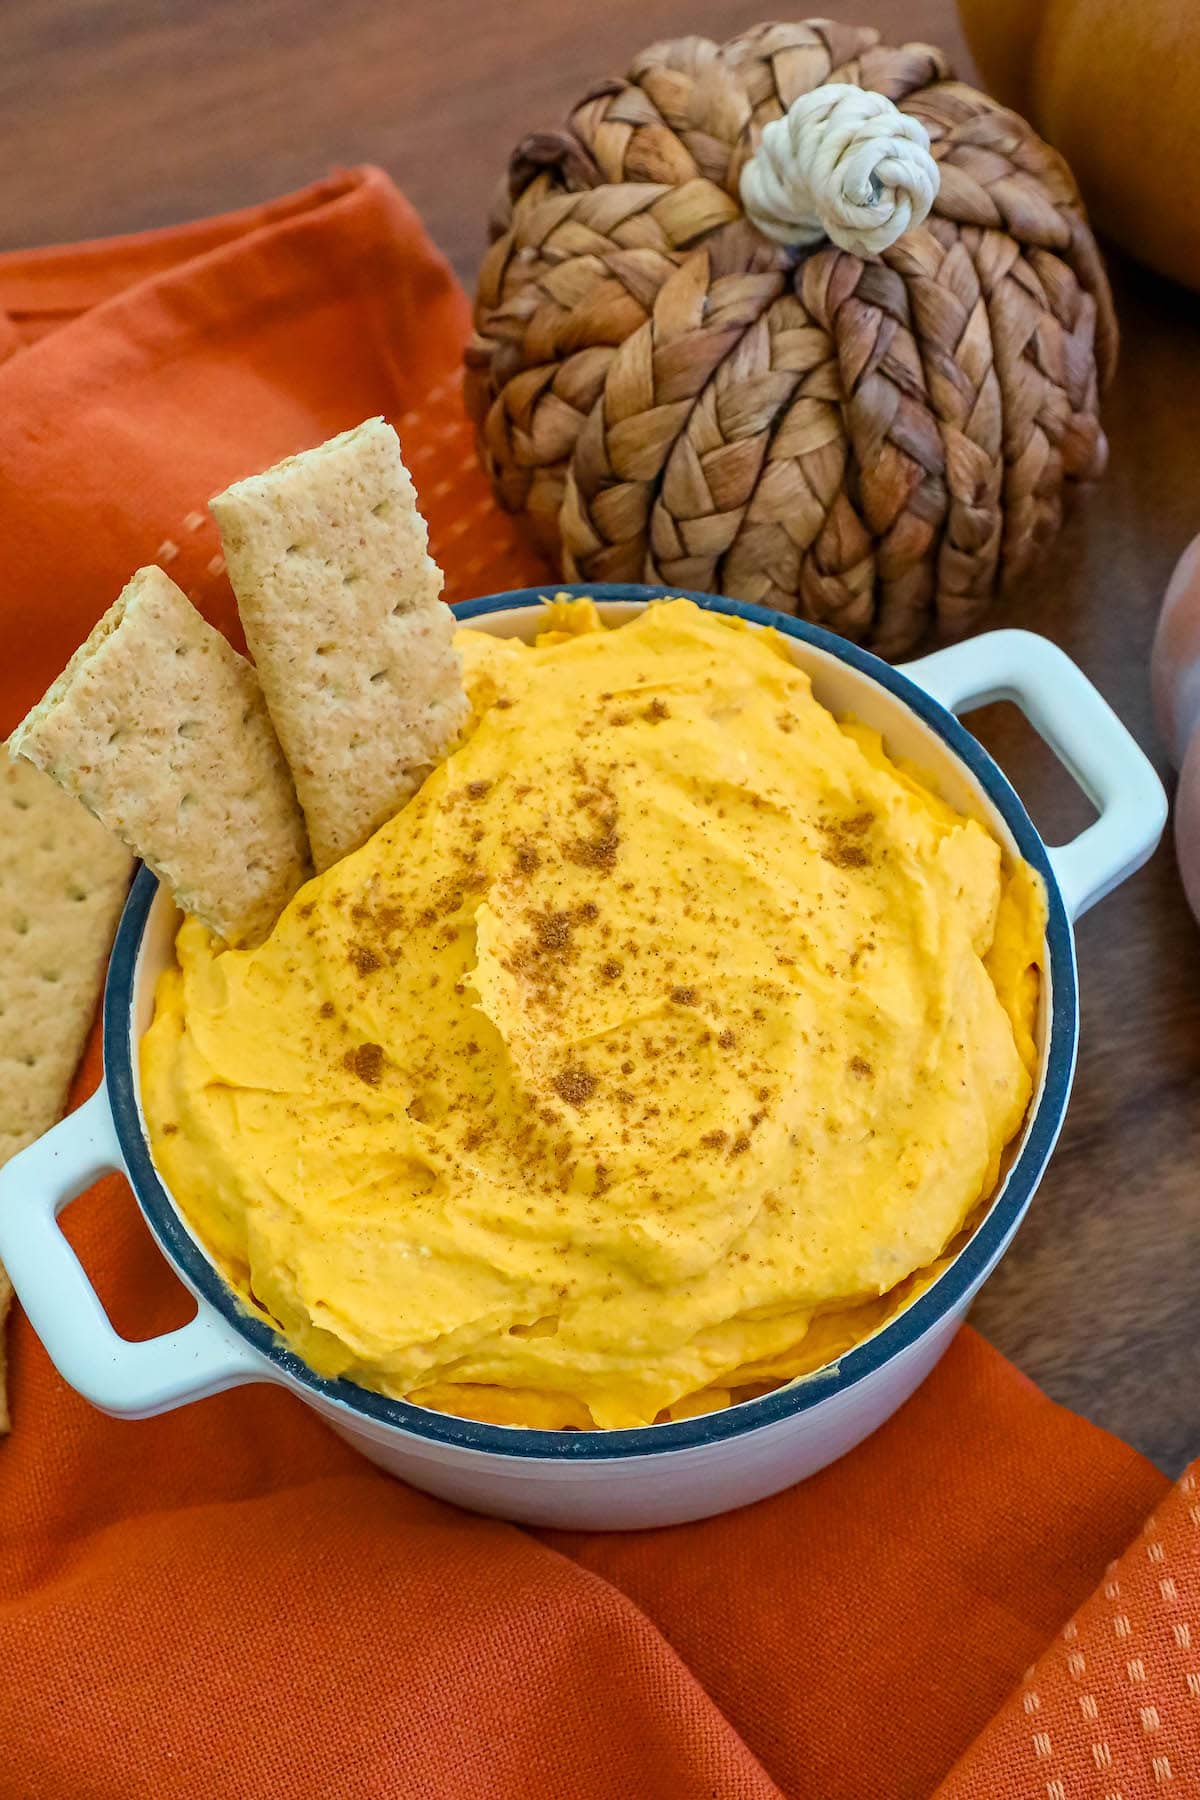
[821,810,876,870]
[534,910,573,953]
[344,1042,384,1085]
[567,827,620,871]
[351,900,407,936]
[509,906,580,1018]
[553,1066,597,1107]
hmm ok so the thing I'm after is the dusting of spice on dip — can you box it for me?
[140,599,1046,1429]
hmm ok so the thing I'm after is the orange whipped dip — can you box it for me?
[141,599,1045,1428]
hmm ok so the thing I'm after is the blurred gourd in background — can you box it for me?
[1152,536,1200,927]
[468,19,1116,660]
[957,0,1200,292]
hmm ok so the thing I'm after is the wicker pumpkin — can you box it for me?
[466,19,1117,658]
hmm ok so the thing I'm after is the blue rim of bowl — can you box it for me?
[104,584,1077,1461]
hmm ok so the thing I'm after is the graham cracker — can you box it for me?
[210,417,468,871]
[0,748,135,1433]
[11,567,311,947]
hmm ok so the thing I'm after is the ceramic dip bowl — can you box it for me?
[0,586,1166,1530]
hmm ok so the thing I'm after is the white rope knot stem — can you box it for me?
[740,83,940,257]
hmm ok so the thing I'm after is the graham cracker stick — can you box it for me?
[11,567,310,947]
[0,749,134,1433]
[210,418,468,871]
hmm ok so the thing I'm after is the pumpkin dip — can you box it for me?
[141,599,1045,1429]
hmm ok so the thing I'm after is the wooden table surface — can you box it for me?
[6,0,1199,1473]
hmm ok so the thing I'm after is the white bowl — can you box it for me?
[0,586,1166,1530]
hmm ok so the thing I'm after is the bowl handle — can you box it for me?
[902,629,1167,919]
[0,1085,262,1417]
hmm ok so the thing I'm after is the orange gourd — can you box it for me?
[957,0,1200,291]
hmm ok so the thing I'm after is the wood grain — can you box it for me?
[2,0,1197,1473]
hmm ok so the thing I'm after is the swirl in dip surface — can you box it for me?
[141,599,1045,1429]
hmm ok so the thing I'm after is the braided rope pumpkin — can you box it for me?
[466,19,1117,657]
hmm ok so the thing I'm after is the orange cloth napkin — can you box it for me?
[0,167,1195,1800]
